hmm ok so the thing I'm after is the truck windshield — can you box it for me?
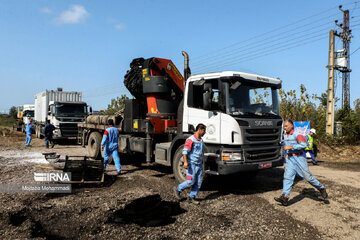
[55,104,87,115]
[24,110,34,117]
[226,82,280,118]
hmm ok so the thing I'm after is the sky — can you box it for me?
[1,0,360,113]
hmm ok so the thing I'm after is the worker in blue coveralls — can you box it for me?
[305,128,318,165]
[275,120,328,206]
[25,117,33,147]
[101,119,121,174]
[173,123,206,204]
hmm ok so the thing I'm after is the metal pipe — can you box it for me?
[182,51,191,84]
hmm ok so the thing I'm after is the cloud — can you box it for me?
[40,7,53,14]
[107,18,126,30]
[115,23,126,30]
[55,5,89,25]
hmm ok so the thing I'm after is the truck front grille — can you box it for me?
[243,127,281,162]
[244,146,280,162]
[244,128,280,144]
[59,123,78,137]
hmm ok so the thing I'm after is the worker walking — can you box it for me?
[44,120,55,148]
[275,120,327,206]
[101,119,121,174]
[173,124,206,204]
[305,128,317,165]
[25,117,33,147]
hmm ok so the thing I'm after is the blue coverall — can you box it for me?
[177,134,204,199]
[282,130,324,198]
[101,126,121,172]
[25,122,33,146]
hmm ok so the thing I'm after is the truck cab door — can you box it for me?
[183,81,221,144]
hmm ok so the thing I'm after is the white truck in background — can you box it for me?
[13,104,35,132]
[34,88,90,141]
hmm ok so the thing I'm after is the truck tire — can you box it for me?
[39,126,44,139]
[87,132,102,159]
[36,126,40,138]
[172,144,187,183]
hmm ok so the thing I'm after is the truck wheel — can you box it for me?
[87,132,102,159]
[36,126,40,138]
[39,126,44,139]
[173,144,187,183]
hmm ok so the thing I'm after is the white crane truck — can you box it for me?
[78,53,284,183]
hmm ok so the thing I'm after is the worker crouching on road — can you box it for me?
[25,117,33,147]
[305,128,317,165]
[101,119,121,174]
[275,120,327,206]
[173,123,206,204]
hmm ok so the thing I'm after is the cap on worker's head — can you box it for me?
[310,128,316,134]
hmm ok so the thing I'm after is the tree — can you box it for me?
[354,98,360,114]
[106,94,129,115]
[9,106,17,119]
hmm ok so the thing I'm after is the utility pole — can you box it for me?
[326,30,335,135]
[326,6,352,135]
[335,6,352,110]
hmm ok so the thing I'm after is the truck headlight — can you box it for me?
[53,129,61,136]
[222,152,243,161]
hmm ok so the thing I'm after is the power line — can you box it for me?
[193,21,360,74]
[193,34,328,74]
[192,13,339,65]
[192,15,360,69]
[192,18,338,68]
[191,2,360,63]
[350,45,360,55]
[193,30,329,73]
[193,24,334,70]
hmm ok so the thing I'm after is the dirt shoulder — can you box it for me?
[0,129,359,239]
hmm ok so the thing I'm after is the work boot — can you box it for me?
[173,187,181,200]
[319,188,328,199]
[274,195,289,206]
[187,197,200,205]
[51,143,55,148]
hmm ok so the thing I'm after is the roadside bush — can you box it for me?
[279,85,360,145]
[0,114,16,127]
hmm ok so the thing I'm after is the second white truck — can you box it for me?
[34,88,90,141]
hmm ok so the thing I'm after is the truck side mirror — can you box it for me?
[89,106,93,115]
[203,92,212,110]
[203,82,212,110]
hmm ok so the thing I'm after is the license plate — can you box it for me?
[68,137,76,140]
[259,162,272,169]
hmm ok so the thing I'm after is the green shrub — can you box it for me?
[279,85,360,145]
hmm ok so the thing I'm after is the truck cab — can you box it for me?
[34,89,90,141]
[178,71,283,177]
[22,104,35,127]
[48,101,89,140]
